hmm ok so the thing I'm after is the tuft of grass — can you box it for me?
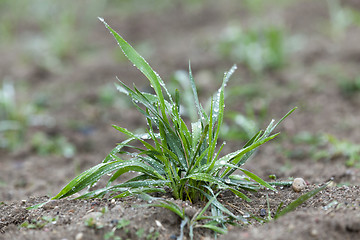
[30,18,298,237]
[44,18,295,203]
[274,182,329,219]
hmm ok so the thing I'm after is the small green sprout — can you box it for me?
[0,81,29,151]
[292,131,360,167]
[84,217,103,229]
[20,216,58,229]
[218,25,288,74]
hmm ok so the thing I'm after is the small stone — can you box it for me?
[292,178,306,192]
[110,219,118,225]
[259,208,267,217]
[75,232,83,240]
[155,220,165,230]
[310,228,318,236]
[111,205,124,214]
[327,181,336,188]
[184,206,197,218]
[288,223,295,231]
[42,200,58,210]
[82,212,102,221]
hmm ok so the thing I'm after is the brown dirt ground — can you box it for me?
[1,0,360,239]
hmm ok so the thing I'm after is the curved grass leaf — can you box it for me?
[107,160,166,186]
[189,62,207,121]
[147,200,185,219]
[195,224,227,234]
[52,160,124,199]
[98,19,163,103]
[227,187,252,202]
[184,173,227,188]
[220,133,280,178]
[239,168,276,191]
[274,182,329,219]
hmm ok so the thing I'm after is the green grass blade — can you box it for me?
[212,65,237,125]
[189,62,207,121]
[99,18,169,124]
[112,187,166,199]
[239,168,276,191]
[74,186,127,199]
[99,18,162,101]
[112,125,158,152]
[188,147,210,174]
[227,187,252,202]
[52,160,125,199]
[137,155,165,175]
[115,79,166,124]
[199,185,242,220]
[111,160,166,183]
[191,121,202,150]
[103,137,136,163]
[194,192,220,221]
[274,182,329,219]
[148,200,185,219]
[195,224,227,234]
[112,179,169,188]
[221,133,280,178]
[184,173,227,188]
[269,107,297,133]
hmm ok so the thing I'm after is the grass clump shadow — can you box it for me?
[30,18,308,238]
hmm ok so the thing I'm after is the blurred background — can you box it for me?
[1,0,360,200]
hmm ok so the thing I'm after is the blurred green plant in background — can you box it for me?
[0,80,75,156]
[0,81,31,150]
[337,75,360,98]
[0,0,107,72]
[31,131,76,158]
[327,0,360,38]
[291,131,360,168]
[217,25,301,75]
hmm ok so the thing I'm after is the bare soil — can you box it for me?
[1,0,360,239]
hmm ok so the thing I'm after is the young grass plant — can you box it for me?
[31,18,296,233]
[0,81,30,150]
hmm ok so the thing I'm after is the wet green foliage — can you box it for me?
[31,19,300,239]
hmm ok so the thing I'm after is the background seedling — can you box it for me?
[217,25,301,75]
[0,81,32,151]
[31,131,76,158]
[327,0,360,38]
[20,216,58,229]
[291,131,360,167]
